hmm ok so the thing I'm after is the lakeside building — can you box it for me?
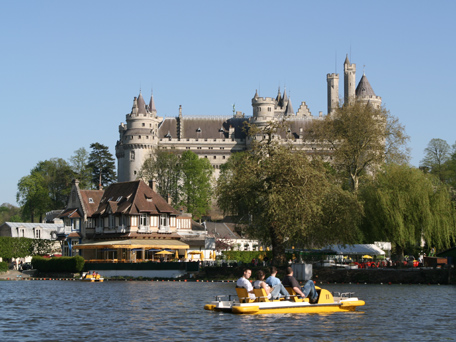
[0,222,62,265]
[57,179,209,261]
[116,56,381,182]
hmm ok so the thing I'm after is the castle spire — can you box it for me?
[285,98,294,116]
[137,91,146,114]
[149,93,157,115]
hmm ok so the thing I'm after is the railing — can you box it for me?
[158,225,170,233]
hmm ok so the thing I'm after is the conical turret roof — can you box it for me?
[356,74,376,97]
[285,98,294,116]
[137,92,146,114]
[149,94,157,114]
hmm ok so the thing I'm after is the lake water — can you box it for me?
[0,280,455,341]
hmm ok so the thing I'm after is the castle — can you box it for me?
[115,56,382,182]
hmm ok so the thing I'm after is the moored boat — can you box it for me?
[204,286,364,314]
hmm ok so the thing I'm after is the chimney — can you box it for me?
[149,180,157,192]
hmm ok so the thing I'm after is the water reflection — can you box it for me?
[0,281,455,341]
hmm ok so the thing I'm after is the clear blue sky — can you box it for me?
[1,1,455,207]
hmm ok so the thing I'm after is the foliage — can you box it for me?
[420,138,456,188]
[359,163,456,256]
[30,239,55,256]
[88,142,116,189]
[0,237,56,259]
[0,203,21,224]
[0,261,7,272]
[69,147,91,189]
[179,151,213,220]
[138,150,181,205]
[216,121,363,265]
[31,255,85,273]
[0,237,33,259]
[17,172,51,222]
[17,158,75,221]
[33,158,75,209]
[308,101,409,192]
[222,250,272,263]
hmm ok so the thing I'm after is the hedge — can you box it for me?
[0,261,8,273]
[32,255,85,273]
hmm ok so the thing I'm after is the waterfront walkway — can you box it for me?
[0,269,31,279]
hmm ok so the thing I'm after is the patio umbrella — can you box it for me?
[156,250,173,255]
[363,255,373,259]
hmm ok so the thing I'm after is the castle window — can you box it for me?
[142,123,145,127]
[204,156,207,158]
[186,147,190,149]
[220,147,224,149]
[130,151,135,160]
[213,156,216,159]
[268,107,271,112]
[196,127,201,133]
[134,170,137,175]
[138,136,141,139]
[146,136,149,139]
[197,147,202,149]
[223,156,226,159]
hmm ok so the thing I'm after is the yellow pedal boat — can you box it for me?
[204,286,364,315]
[81,272,104,282]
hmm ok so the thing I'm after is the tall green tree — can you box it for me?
[359,163,456,257]
[138,150,181,205]
[17,158,75,221]
[180,150,213,220]
[32,158,75,209]
[420,138,452,183]
[308,101,409,192]
[216,122,363,264]
[69,147,91,189]
[17,172,51,222]
[87,143,116,189]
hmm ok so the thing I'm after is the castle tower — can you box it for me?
[355,73,382,109]
[344,55,356,105]
[326,73,339,114]
[250,90,276,128]
[116,92,163,182]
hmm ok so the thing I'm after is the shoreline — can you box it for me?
[2,266,455,285]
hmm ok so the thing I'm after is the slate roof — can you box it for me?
[93,180,180,216]
[356,74,376,97]
[158,117,248,140]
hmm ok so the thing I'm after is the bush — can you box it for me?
[32,255,85,273]
[0,261,8,273]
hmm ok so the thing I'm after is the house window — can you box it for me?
[160,214,169,227]
[140,214,148,227]
[88,198,94,204]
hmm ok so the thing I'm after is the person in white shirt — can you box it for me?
[236,268,255,299]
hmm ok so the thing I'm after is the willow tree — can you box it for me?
[360,163,456,257]
[309,101,409,192]
[216,121,363,264]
